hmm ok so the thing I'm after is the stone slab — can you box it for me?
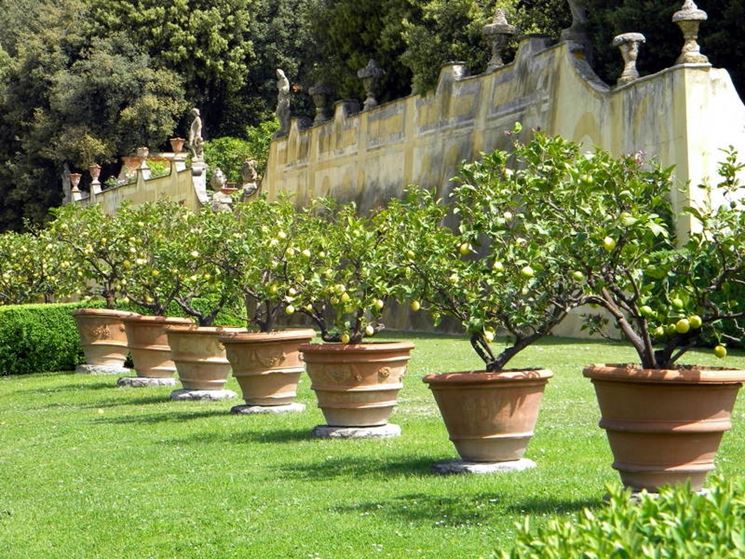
[76,364,131,375]
[117,376,177,388]
[231,403,306,415]
[170,389,238,401]
[311,424,401,439]
[432,458,537,475]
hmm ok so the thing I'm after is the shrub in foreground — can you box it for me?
[502,476,745,558]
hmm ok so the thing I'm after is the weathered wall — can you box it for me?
[264,37,745,242]
[74,158,206,213]
[262,37,745,337]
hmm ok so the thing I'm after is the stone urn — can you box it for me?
[584,364,745,492]
[423,370,552,463]
[73,308,139,374]
[300,341,414,434]
[118,315,193,387]
[167,325,246,400]
[220,329,315,412]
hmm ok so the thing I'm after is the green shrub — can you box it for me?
[204,136,253,183]
[502,476,745,558]
[0,302,102,375]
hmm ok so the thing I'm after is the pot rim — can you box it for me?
[423,369,553,385]
[219,328,315,344]
[583,363,745,384]
[166,325,247,335]
[299,341,415,353]
[73,308,140,318]
[121,315,194,325]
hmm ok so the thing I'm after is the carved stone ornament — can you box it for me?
[357,59,386,111]
[673,0,709,65]
[482,9,516,72]
[612,33,646,86]
[308,83,333,124]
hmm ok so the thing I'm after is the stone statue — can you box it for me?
[189,107,204,160]
[240,159,259,200]
[210,168,227,191]
[276,69,291,136]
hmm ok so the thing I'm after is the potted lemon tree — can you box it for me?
[49,204,140,375]
[387,134,587,472]
[214,196,314,414]
[290,200,414,439]
[542,140,745,492]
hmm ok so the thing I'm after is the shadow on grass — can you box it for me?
[335,492,601,527]
[279,455,435,480]
[82,394,170,408]
[18,380,117,395]
[164,427,312,446]
[93,408,226,424]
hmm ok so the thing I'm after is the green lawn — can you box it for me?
[2,333,745,559]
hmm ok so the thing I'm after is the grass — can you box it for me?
[2,333,745,558]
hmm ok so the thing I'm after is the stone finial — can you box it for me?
[612,33,645,86]
[170,137,185,154]
[308,83,333,125]
[561,0,592,63]
[482,9,516,72]
[673,0,709,65]
[136,147,151,180]
[275,69,291,137]
[69,172,81,192]
[89,164,102,195]
[357,59,386,111]
[189,108,204,160]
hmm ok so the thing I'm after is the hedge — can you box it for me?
[0,302,101,375]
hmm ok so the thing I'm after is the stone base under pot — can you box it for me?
[170,388,238,401]
[76,364,131,375]
[311,423,401,439]
[231,403,306,415]
[118,376,177,387]
[432,458,536,475]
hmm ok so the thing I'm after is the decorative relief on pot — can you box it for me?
[89,325,112,339]
[255,349,285,368]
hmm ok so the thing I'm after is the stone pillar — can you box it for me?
[308,83,333,125]
[482,9,516,72]
[612,33,646,86]
[357,59,386,111]
[89,164,102,195]
[673,1,709,65]
[70,173,83,202]
[136,147,151,180]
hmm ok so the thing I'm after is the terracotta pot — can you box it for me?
[300,342,415,427]
[73,308,138,368]
[423,370,553,462]
[584,364,745,492]
[167,325,246,390]
[122,315,193,378]
[220,329,315,405]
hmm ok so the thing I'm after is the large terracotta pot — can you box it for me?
[73,308,138,370]
[584,364,745,492]
[300,342,415,427]
[220,329,315,405]
[167,325,246,391]
[423,370,553,462]
[122,315,193,378]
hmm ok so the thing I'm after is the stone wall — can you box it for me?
[262,36,745,337]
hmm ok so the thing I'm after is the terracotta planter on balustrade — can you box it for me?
[167,325,246,395]
[73,308,138,374]
[121,315,193,379]
[584,364,745,492]
[299,342,415,427]
[220,329,315,406]
[423,370,553,463]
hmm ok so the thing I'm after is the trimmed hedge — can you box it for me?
[503,476,745,558]
[0,302,100,375]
